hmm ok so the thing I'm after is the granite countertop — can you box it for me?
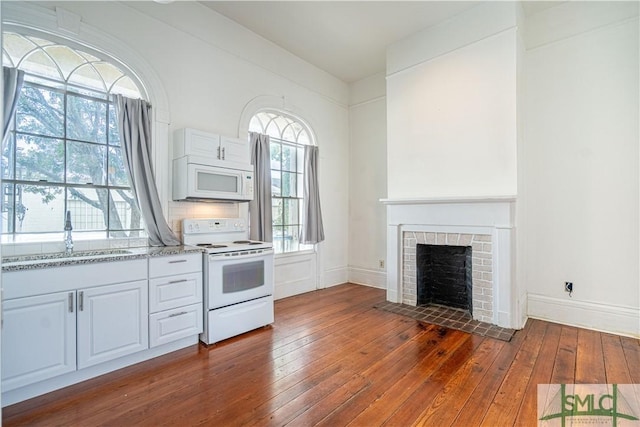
[2,245,203,272]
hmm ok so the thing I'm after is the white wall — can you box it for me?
[523,2,639,336]
[386,3,518,199]
[3,1,350,291]
[348,72,387,288]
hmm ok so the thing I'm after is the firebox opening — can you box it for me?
[416,243,472,316]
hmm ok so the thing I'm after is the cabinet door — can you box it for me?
[77,281,148,369]
[220,136,250,164]
[2,292,76,391]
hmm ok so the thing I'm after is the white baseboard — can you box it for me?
[323,266,349,288]
[348,266,386,289]
[527,293,640,338]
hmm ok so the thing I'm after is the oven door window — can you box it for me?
[197,171,238,193]
[222,260,265,293]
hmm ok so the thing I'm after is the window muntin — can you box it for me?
[249,111,313,254]
[2,32,144,242]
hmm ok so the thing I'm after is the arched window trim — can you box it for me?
[3,26,148,101]
[250,108,316,147]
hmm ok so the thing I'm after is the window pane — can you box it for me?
[270,143,281,170]
[282,225,300,253]
[284,199,299,225]
[271,170,281,197]
[272,198,283,226]
[108,146,128,186]
[15,134,64,183]
[272,225,284,254]
[16,184,65,233]
[68,63,106,93]
[281,172,296,197]
[2,183,16,233]
[20,50,62,81]
[67,187,108,231]
[16,85,64,137]
[109,189,142,235]
[67,94,107,144]
[2,135,15,179]
[282,144,297,172]
[43,45,86,81]
[108,104,120,145]
[66,141,107,185]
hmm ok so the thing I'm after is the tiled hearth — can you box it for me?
[375,300,515,342]
[383,197,524,330]
[403,231,494,323]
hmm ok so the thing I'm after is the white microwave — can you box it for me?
[173,156,254,202]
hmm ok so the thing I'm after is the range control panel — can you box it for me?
[182,218,246,235]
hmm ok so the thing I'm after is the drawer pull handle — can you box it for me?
[169,279,188,284]
[168,260,187,264]
[169,311,188,318]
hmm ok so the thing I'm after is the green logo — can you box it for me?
[538,384,640,426]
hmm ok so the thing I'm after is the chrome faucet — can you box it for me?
[64,210,73,253]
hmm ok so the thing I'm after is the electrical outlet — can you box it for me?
[565,282,573,294]
[379,259,385,269]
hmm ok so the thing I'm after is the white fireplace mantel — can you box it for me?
[383,196,525,329]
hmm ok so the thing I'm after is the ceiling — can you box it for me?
[200,1,479,83]
[200,1,563,84]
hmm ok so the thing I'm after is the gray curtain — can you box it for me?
[115,95,180,246]
[300,145,324,244]
[249,132,273,242]
[3,67,25,142]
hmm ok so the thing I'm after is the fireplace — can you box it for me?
[417,244,472,314]
[383,197,523,329]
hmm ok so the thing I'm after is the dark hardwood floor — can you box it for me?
[3,283,639,426]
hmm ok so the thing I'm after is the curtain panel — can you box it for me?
[3,67,25,142]
[300,145,324,244]
[249,132,273,242]
[115,95,180,246]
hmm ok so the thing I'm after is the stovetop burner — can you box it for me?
[233,240,263,245]
[196,243,228,249]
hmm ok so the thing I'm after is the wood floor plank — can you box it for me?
[550,325,578,384]
[478,319,548,427]
[575,328,606,383]
[3,284,639,427]
[397,337,504,427]
[447,319,531,426]
[513,321,562,427]
[378,333,482,427]
[621,336,640,383]
[602,333,633,384]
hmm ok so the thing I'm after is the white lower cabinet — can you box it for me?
[77,281,148,369]
[148,254,203,348]
[1,280,148,390]
[1,292,76,391]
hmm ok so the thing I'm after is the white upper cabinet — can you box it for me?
[173,128,250,166]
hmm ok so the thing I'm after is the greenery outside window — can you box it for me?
[2,31,144,242]
[248,111,313,254]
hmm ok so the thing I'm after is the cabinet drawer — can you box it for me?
[149,253,202,278]
[149,303,203,348]
[149,272,202,313]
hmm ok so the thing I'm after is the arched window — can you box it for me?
[249,111,313,254]
[2,31,144,242]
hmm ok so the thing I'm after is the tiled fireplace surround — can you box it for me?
[384,197,523,329]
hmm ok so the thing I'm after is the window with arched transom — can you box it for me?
[2,31,145,242]
[248,111,314,254]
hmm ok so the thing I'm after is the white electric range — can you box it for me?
[182,218,274,345]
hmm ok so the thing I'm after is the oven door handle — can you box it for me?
[209,249,273,261]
